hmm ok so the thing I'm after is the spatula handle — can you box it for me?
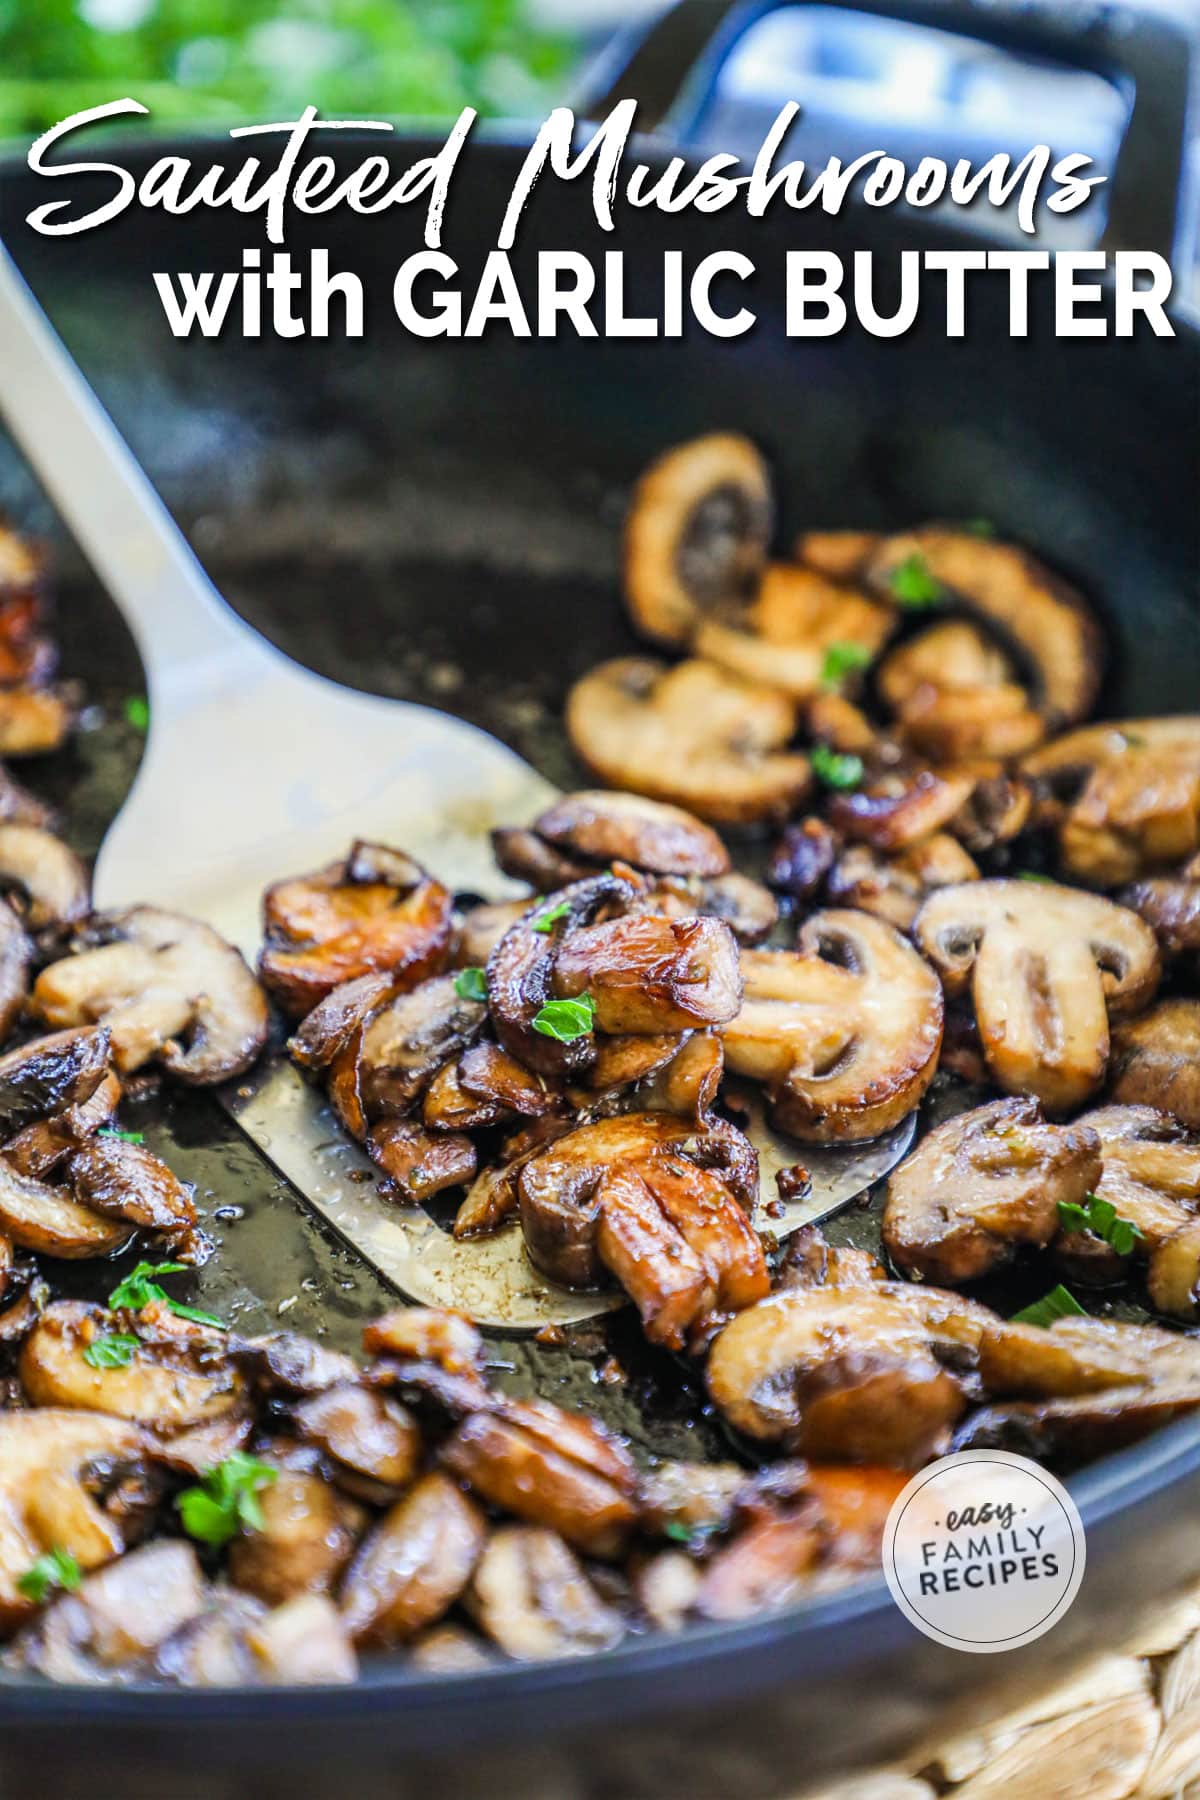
[0,239,275,702]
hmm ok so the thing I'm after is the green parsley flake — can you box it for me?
[1011,1284,1086,1328]
[107,1260,224,1330]
[1017,871,1054,884]
[532,900,571,934]
[96,1128,145,1144]
[811,745,864,791]
[532,994,597,1042]
[819,641,872,692]
[965,518,996,538]
[888,553,944,609]
[18,1547,82,1603]
[82,1333,141,1370]
[123,695,150,733]
[454,967,488,1003]
[1057,1194,1144,1259]
[176,1453,278,1548]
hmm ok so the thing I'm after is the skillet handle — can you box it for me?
[576,0,1198,269]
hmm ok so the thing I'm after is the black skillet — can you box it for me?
[0,1,1197,1793]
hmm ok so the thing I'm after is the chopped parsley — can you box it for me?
[532,994,597,1042]
[811,744,864,791]
[964,518,996,538]
[819,641,872,692]
[1057,1194,1144,1258]
[532,900,571,934]
[888,552,944,609]
[96,1128,144,1144]
[18,1547,82,1603]
[1017,871,1054,884]
[454,966,488,1003]
[82,1332,141,1370]
[122,695,150,733]
[176,1454,278,1547]
[107,1260,224,1330]
[1011,1284,1086,1328]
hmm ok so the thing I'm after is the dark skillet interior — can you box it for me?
[0,133,1198,1788]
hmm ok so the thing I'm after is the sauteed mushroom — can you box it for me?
[0,1027,111,1135]
[826,834,979,933]
[882,1099,1101,1285]
[693,563,893,701]
[1024,718,1200,886]
[9,1541,207,1683]
[228,1467,362,1607]
[292,1384,421,1498]
[466,1527,623,1660]
[554,913,742,1035]
[1122,852,1200,969]
[865,529,1102,729]
[1148,1220,1200,1320]
[1110,1000,1200,1129]
[825,768,977,854]
[20,1303,244,1434]
[722,911,943,1143]
[33,907,269,1084]
[260,842,453,1017]
[914,880,1160,1112]
[795,530,880,583]
[339,1470,486,1647]
[1064,1106,1200,1284]
[877,620,1045,759]
[509,790,730,880]
[0,825,88,936]
[0,689,72,758]
[0,1156,131,1259]
[566,658,811,825]
[624,433,772,646]
[0,905,30,1043]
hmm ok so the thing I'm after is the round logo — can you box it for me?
[882,1450,1086,1653]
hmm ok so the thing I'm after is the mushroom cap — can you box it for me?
[532,790,730,878]
[566,658,811,826]
[0,1026,111,1133]
[0,825,88,934]
[722,909,944,1143]
[33,906,269,1084]
[865,529,1102,729]
[705,1287,966,1465]
[882,1098,1102,1285]
[1024,719,1200,887]
[1110,998,1200,1130]
[553,912,743,1035]
[914,879,1161,1113]
[623,433,772,647]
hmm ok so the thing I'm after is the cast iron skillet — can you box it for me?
[0,3,1197,1794]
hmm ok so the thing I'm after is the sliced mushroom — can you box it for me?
[706,1287,967,1465]
[1109,999,1200,1129]
[0,688,72,757]
[553,913,742,1035]
[795,530,881,583]
[914,880,1161,1113]
[865,529,1102,729]
[1024,720,1200,887]
[882,1099,1101,1285]
[0,1409,151,1632]
[9,1540,208,1682]
[1122,852,1200,968]
[366,1118,476,1200]
[64,1137,197,1242]
[453,1041,564,1118]
[649,870,779,945]
[1073,1105,1200,1258]
[441,1397,638,1558]
[767,818,838,903]
[722,911,943,1143]
[246,1593,358,1686]
[467,1526,624,1660]
[693,1508,824,1622]
[774,1225,886,1294]
[0,1156,131,1258]
[351,973,487,1120]
[292,1383,421,1496]
[978,1313,1200,1398]
[525,790,731,879]
[1147,1219,1200,1320]
[694,563,894,701]
[33,907,269,1084]
[0,1026,111,1134]
[826,834,979,933]
[878,620,1045,759]
[339,1470,486,1646]
[228,1468,361,1607]
[826,768,977,854]
[954,1385,1200,1461]
[623,433,772,647]
[0,905,30,1043]
[260,842,453,1017]
[20,1302,244,1434]
[566,658,811,825]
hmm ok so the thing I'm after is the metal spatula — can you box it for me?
[0,241,912,1328]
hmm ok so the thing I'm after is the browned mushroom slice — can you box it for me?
[947,759,1034,853]
[827,833,980,933]
[826,767,977,854]
[292,1383,421,1496]
[467,1527,623,1660]
[0,825,88,936]
[228,1469,362,1607]
[453,898,533,969]
[366,1118,476,1200]
[805,691,880,757]
[0,1026,112,1132]
[795,530,881,583]
[0,1409,152,1633]
[1148,1220,1200,1320]
[694,563,894,701]
[352,973,487,1120]
[877,620,1045,760]
[33,907,269,1084]
[5,1067,119,1181]
[722,911,943,1144]
[553,913,741,1035]
[624,433,772,647]
[20,1302,245,1433]
[1122,852,1200,968]
[64,1138,197,1242]
[260,841,454,1017]
[455,1041,564,1118]
[882,1099,1101,1286]
[865,529,1102,729]
[706,1288,967,1465]
[452,1117,573,1241]
[441,1397,638,1558]
[774,1225,886,1294]
[362,1303,486,1372]
[339,1470,486,1646]
[486,871,633,1080]
[954,1385,1200,1460]
[656,871,779,945]
[1075,1105,1200,1250]
[0,688,72,757]
[767,818,838,903]
[532,789,730,878]
[977,1315,1200,1437]
[637,1460,749,1540]
[566,658,811,826]
[421,1057,513,1133]
[0,1156,130,1258]
[914,880,1161,1113]
[246,1593,359,1686]
[490,827,589,891]
[693,1509,824,1622]
[10,1540,208,1681]
[635,1030,725,1123]
[1024,719,1200,887]
[1109,999,1200,1129]
[0,904,30,1043]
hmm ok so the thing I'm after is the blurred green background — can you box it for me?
[0,0,588,139]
